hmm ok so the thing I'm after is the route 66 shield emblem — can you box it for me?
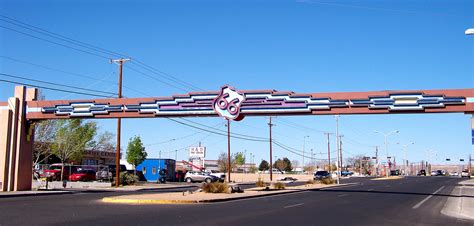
[213,85,245,121]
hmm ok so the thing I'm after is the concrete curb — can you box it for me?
[101,183,359,204]
[0,190,74,198]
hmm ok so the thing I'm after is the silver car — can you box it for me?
[184,171,219,183]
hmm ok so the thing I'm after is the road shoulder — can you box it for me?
[441,179,474,221]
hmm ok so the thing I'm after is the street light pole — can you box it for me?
[397,142,414,176]
[303,135,309,170]
[374,130,399,177]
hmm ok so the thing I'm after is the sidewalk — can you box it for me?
[0,190,72,198]
[1,182,199,198]
[441,179,474,221]
[102,182,357,204]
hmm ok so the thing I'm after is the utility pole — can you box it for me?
[339,135,344,172]
[335,115,340,184]
[375,146,379,176]
[111,58,129,188]
[175,150,177,161]
[268,117,274,181]
[227,119,231,183]
[325,133,333,173]
[303,135,309,171]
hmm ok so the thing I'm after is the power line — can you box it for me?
[0,73,117,96]
[0,55,152,97]
[0,14,201,93]
[0,15,128,58]
[179,118,268,141]
[0,79,113,98]
[125,65,190,92]
[131,60,203,91]
[145,121,224,147]
[0,25,111,60]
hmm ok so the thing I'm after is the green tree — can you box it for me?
[234,152,246,171]
[52,119,97,181]
[258,160,270,172]
[126,136,147,175]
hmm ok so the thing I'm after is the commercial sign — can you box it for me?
[189,146,206,158]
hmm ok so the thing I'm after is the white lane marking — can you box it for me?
[284,203,304,208]
[337,194,348,197]
[412,186,445,209]
[367,189,375,191]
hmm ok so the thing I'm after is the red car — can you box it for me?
[42,164,77,181]
[69,169,96,182]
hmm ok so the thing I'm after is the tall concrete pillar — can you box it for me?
[14,87,37,190]
[0,86,37,191]
[0,104,12,191]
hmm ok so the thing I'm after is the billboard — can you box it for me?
[189,146,206,158]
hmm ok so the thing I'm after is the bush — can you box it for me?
[256,178,266,187]
[273,182,285,190]
[202,182,229,193]
[114,172,139,186]
[306,179,316,185]
[320,178,335,185]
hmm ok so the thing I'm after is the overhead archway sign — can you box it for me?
[0,85,473,191]
[24,85,473,120]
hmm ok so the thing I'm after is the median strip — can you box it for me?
[101,183,359,204]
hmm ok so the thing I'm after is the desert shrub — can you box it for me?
[320,178,335,185]
[202,182,229,193]
[256,178,266,187]
[306,179,316,185]
[114,172,139,186]
[273,182,285,190]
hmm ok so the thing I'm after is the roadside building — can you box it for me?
[136,159,176,182]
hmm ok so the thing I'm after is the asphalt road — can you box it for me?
[0,177,472,226]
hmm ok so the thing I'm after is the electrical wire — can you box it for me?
[0,25,110,60]
[0,73,117,96]
[0,79,113,98]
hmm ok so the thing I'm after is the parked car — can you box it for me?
[431,170,444,176]
[450,172,459,177]
[390,170,400,176]
[278,177,297,183]
[417,170,426,176]
[42,164,78,181]
[341,171,354,177]
[461,170,470,178]
[207,170,226,182]
[69,169,96,182]
[185,171,219,183]
[96,164,127,181]
[314,171,331,180]
[264,169,285,174]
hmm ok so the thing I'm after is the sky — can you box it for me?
[0,0,473,166]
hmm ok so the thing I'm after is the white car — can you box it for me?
[450,172,459,177]
[206,170,226,182]
[264,169,284,174]
[461,170,470,178]
[184,171,219,183]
